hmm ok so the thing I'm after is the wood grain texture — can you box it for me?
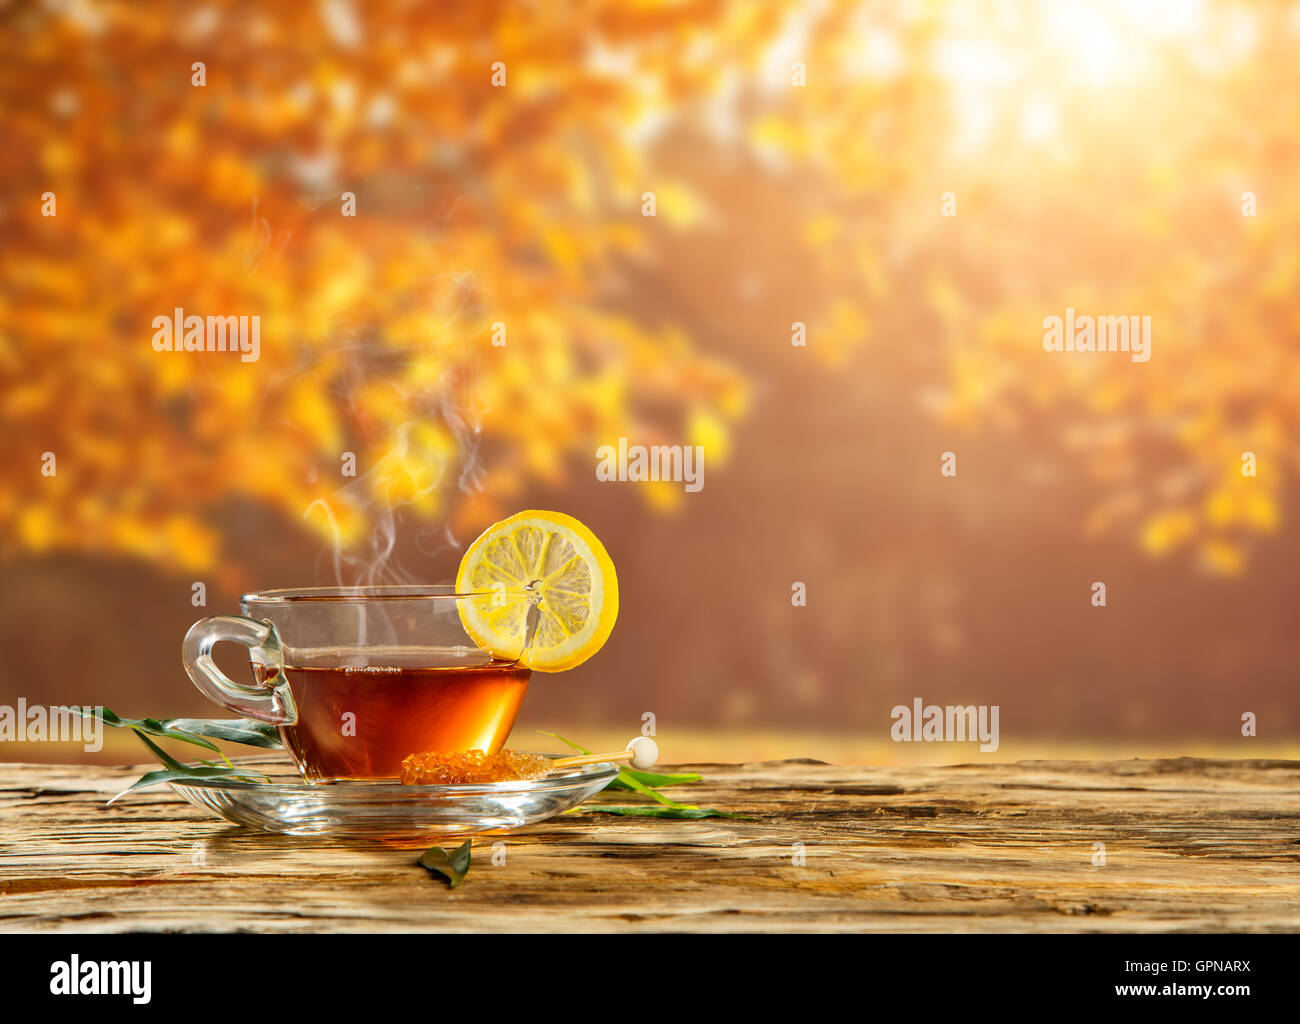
[2,757,1298,932]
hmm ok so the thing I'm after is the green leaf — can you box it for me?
[108,765,270,803]
[78,708,284,805]
[576,805,755,820]
[160,717,283,749]
[536,729,591,754]
[74,709,277,802]
[64,706,222,754]
[609,769,701,791]
[418,839,473,888]
[130,729,191,772]
[609,768,691,807]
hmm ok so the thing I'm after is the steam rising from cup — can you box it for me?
[304,391,486,589]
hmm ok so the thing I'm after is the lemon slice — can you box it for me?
[455,510,618,672]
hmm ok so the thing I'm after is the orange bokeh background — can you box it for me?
[3,1,1298,762]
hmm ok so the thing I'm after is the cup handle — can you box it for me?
[181,615,298,725]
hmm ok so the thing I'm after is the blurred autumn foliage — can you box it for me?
[0,0,761,576]
[915,1,1300,577]
[1,0,1296,580]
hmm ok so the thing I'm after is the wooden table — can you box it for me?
[2,757,1298,932]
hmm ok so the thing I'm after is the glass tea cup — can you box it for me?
[181,586,531,782]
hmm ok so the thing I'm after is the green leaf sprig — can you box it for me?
[572,805,748,819]
[538,730,753,820]
[63,706,282,800]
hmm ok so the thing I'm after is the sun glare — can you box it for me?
[931,0,1211,152]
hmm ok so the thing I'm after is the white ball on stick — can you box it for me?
[626,736,658,770]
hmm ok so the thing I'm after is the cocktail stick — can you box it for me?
[552,736,658,771]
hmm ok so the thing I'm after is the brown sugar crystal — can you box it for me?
[399,748,552,785]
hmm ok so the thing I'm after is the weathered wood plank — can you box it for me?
[1,758,1298,932]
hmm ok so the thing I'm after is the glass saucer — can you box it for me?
[168,753,619,839]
